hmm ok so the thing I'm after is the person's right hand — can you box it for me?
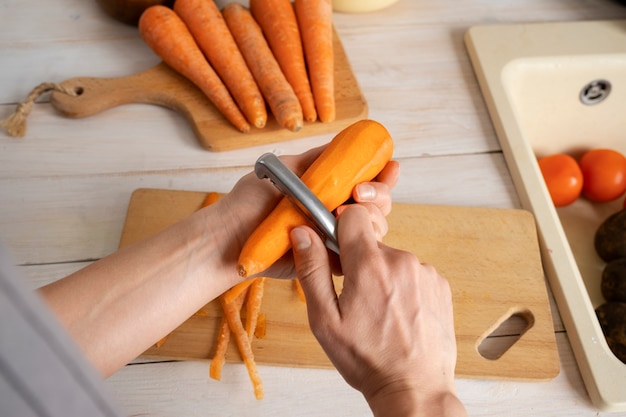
[290,205,467,417]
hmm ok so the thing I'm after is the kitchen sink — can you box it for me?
[465,19,626,412]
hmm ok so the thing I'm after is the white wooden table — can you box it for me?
[2,0,626,415]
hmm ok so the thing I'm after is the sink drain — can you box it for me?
[580,79,611,105]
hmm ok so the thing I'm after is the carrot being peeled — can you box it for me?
[174,0,267,129]
[223,3,303,132]
[138,5,250,133]
[294,0,335,123]
[237,120,394,277]
[250,0,317,122]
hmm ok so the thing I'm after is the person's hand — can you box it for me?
[290,205,467,417]
[214,147,399,280]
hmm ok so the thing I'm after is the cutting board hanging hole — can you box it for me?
[0,82,79,138]
[477,309,535,360]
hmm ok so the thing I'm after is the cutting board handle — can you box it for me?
[50,62,212,120]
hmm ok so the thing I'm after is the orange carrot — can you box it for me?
[138,5,250,133]
[238,120,394,277]
[294,0,335,122]
[222,4,303,132]
[245,277,266,339]
[250,0,317,122]
[174,0,267,129]
[210,287,248,381]
[220,292,264,399]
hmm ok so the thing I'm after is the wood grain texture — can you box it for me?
[118,188,559,380]
[49,29,367,151]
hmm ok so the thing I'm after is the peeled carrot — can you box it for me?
[174,0,267,129]
[238,119,394,277]
[250,0,317,122]
[222,3,303,132]
[294,0,335,123]
[138,6,250,133]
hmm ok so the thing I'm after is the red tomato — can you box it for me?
[579,149,626,203]
[538,154,583,207]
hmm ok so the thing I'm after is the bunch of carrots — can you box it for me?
[138,0,335,134]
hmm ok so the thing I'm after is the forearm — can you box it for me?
[39,204,241,377]
[366,387,467,417]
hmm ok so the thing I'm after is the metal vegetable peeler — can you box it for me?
[254,153,340,255]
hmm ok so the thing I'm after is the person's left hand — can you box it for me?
[212,146,399,281]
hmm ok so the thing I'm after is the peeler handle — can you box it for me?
[254,153,340,255]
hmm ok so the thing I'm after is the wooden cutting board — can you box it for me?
[49,29,367,152]
[119,188,559,381]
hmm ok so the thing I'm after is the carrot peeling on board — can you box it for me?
[254,313,267,339]
[209,318,230,380]
[223,279,255,305]
[210,287,248,381]
[250,0,317,122]
[245,278,266,339]
[155,335,168,348]
[174,0,267,129]
[220,292,264,399]
[223,3,303,132]
[138,6,250,133]
[295,0,335,122]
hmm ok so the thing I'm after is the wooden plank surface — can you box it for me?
[119,188,559,381]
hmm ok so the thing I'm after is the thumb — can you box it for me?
[290,226,339,324]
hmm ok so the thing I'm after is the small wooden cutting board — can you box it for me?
[119,188,559,381]
[50,29,367,152]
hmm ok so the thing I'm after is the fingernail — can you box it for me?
[291,227,311,251]
[356,183,376,201]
